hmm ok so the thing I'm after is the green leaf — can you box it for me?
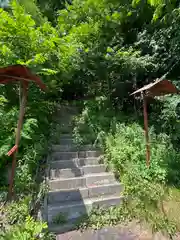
[38,68,58,75]
[132,0,142,7]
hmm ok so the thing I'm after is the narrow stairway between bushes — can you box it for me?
[44,104,123,234]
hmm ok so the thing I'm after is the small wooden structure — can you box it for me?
[131,79,179,167]
[0,65,46,199]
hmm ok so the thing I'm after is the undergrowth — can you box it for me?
[76,204,176,237]
[73,97,180,237]
[0,98,58,239]
[76,206,129,230]
[0,216,54,240]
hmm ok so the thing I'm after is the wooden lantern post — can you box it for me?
[131,79,179,167]
[7,82,29,199]
[142,91,150,167]
[0,65,46,200]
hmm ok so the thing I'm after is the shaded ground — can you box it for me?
[57,222,180,240]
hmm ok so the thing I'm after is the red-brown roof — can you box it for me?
[0,65,46,90]
[131,79,179,97]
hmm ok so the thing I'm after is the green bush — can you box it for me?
[105,123,169,180]
[5,197,31,225]
[105,122,180,188]
[0,99,56,194]
[103,122,180,233]
[1,197,54,240]
[150,95,180,185]
[73,97,117,145]
[1,216,52,240]
[0,197,30,234]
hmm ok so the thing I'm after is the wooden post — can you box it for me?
[142,91,150,167]
[7,82,29,200]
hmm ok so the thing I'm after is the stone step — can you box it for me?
[52,151,101,160]
[48,187,88,204]
[52,144,99,152]
[59,138,74,145]
[48,195,123,224]
[48,182,123,204]
[50,158,100,169]
[56,106,79,115]
[53,120,74,128]
[44,104,124,235]
[58,134,95,145]
[50,167,83,179]
[59,127,74,134]
[60,134,73,139]
[49,173,116,190]
[83,164,106,175]
[86,173,116,187]
[59,123,73,129]
[57,114,78,119]
[49,176,85,190]
[50,164,106,179]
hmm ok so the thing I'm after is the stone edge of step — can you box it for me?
[48,172,115,183]
[50,163,105,171]
[50,161,107,173]
[52,150,102,158]
[47,182,123,204]
[48,182,122,194]
[49,164,106,177]
[50,156,102,164]
[48,195,123,211]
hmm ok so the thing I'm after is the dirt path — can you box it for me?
[57,222,180,240]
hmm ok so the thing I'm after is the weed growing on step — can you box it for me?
[76,206,130,230]
[52,212,67,225]
[76,203,176,237]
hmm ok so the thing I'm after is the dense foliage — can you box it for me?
[0,0,180,237]
[73,98,180,235]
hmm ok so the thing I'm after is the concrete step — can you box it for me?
[59,138,74,145]
[59,127,74,134]
[56,112,78,119]
[50,167,83,179]
[49,164,106,179]
[48,187,89,204]
[45,104,123,234]
[56,105,79,115]
[49,176,85,190]
[56,117,74,124]
[52,151,101,160]
[86,173,115,187]
[83,164,106,175]
[60,134,73,139]
[49,173,116,190]
[53,121,74,130]
[50,157,100,169]
[48,195,123,224]
[52,151,78,160]
[48,182,123,204]
[52,144,99,152]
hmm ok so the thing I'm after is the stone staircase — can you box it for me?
[44,105,123,234]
